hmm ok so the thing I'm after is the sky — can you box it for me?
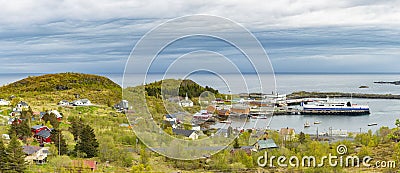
[0,0,400,74]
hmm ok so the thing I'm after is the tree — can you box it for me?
[0,139,9,172]
[42,112,60,129]
[8,120,31,142]
[69,118,84,141]
[6,135,26,173]
[50,130,68,155]
[233,137,240,149]
[396,119,400,128]
[74,124,99,158]
[299,132,306,144]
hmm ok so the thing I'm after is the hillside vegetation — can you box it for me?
[0,73,122,105]
[145,79,220,98]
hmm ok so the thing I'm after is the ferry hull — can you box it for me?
[301,110,370,116]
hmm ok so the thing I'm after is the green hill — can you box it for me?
[0,73,122,105]
[144,79,220,98]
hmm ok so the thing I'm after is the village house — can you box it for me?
[2,134,10,140]
[0,99,10,106]
[179,93,193,107]
[72,160,97,172]
[253,139,278,151]
[40,110,63,121]
[31,125,52,143]
[217,109,230,117]
[13,101,29,112]
[72,99,92,106]
[280,127,296,141]
[114,100,129,111]
[230,104,250,115]
[193,110,213,120]
[172,129,198,140]
[23,146,50,165]
[8,118,22,125]
[206,105,216,114]
[58,100,70,106]
[163,114,178,129]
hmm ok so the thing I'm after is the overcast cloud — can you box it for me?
[0,0,399,73]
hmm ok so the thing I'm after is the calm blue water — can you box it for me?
[1,73,399,133]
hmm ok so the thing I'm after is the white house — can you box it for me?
[58,100,70,106]
[0,99,10,106]
[13,101,29,112]
[72,99,92,106]
[179,93,193,107]
[23,146,50,165]
[45,110,63,120]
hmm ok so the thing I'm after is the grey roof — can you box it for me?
[165,114,176,119]
[81,99,90,103]
[18,101,29,106]
[36,130,51,139]
[173,129,195,137]
[22,146,41,155]
[32,125,44,130]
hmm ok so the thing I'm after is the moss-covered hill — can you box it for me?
[0,73,122,105]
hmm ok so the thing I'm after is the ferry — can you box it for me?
[301,100,370,115]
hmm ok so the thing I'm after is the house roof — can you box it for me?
[32,125,44,130]
[81,99,90,103]
[165,114,176,119]
[36,130,51,139]
[173,129,195,137]
[18,101,29,106]
[180,99,193,103]
[72,160,97,170]
[22,146,41,155]
[256,139,278,149]
[48,110,63,118]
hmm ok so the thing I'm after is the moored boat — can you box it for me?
[301,100,370,115]
[304,121,310,128]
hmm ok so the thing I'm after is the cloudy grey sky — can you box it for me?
[0,0,399,74]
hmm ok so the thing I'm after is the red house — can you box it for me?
[31,125,52,143]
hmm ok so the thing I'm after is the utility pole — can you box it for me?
[59,131,61,156]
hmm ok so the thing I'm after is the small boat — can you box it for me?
[304,121,311,128]
[314,121,321,124]
[368,123,378,126]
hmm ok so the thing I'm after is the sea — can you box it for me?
[1,73,400,134]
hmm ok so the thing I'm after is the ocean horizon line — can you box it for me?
[0,72,399,75]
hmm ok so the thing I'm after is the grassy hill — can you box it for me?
[0,73,122,105]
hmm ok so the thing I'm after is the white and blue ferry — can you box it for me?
[301,100,370,115]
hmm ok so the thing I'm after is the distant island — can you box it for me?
[374,80,400,85]
[288,91,400,99]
